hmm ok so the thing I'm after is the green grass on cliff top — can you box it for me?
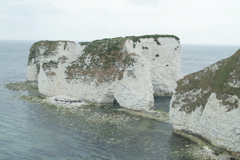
[79,34,180,45]
[173,49,240,113]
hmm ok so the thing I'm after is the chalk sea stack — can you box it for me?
[170,49,240,153]
[27,35,181,111]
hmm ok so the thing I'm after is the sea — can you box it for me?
[0,40,239,160]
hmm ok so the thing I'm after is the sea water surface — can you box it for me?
[0,40,239,160]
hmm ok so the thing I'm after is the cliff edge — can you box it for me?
[170,49,240,153]
[27,35,181,111]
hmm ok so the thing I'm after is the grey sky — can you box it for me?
[0,0,239,45]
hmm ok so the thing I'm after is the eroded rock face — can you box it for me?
[170,49,240,153]
[27,35,181,111]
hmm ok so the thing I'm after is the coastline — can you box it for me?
[5,80,239,160]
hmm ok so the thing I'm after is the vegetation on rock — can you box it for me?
[42,60,58,77]
[65,38,138,83]
[126,34,180,43]
[42,60,58,71]
[66,34,179,84]
[5,81,38,91]
[79,42,91,46]
[28,35,180,83]
[172,49,240,113]
[28,40,73,64]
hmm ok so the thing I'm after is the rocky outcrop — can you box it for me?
[28,35,181,111]
[170,49,240,153]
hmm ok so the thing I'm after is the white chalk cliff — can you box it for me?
[27,35,181,111]
[170,49,240,153]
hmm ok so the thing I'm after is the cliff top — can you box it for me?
[28,34,180,83]
[28,35,180,64]
[28,40,74,64]
[66,34,180,83]
[79,34,180,46]
[173,49,240,113]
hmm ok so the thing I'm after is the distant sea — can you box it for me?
[0,40,239,160]
[181,44,239,76]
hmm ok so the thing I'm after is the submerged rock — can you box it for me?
[27,35,181,111]
[170,49,240,155]
[5,81,38,91]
